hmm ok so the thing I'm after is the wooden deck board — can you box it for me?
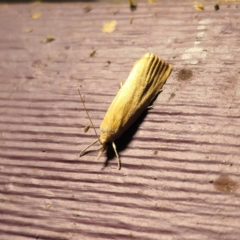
[0,1,240,239]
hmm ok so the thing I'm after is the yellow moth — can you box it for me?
[79,53,172,170]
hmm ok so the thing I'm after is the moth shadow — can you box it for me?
[103,107,152,170]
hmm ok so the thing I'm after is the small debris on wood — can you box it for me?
[32,59,43,68]
[194,4,204,11]
[83,6,92,13]
[31,12,41,19]
[130,18,134,24]
[153,150,158,156]
[41,36,55,44]
[23,27,33,33]
[148,0,157,3]
[105,61,111,67]
[84,125,90,133]
[129,0,137,11]
[214,4,220,10]
[45,204,51,209]
[102,20,117,33]
[90,49,97,57]
[114,10,120,15]
[168,92,176,101]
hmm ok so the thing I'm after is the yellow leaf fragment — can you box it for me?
[31,12,41,19]
[23,27,34,33]
[41,36,55,43]
[102,20,117,33]
[148,0,157,3]
[194,4,204,10]
[46,204,51,209]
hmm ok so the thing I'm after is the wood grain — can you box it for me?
[0,1,240,240]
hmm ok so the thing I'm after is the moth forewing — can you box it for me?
[80,53,172,170]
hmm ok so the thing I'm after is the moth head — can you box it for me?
[97,140,107,160]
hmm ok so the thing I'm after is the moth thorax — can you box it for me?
[100,125,114,143]
[99,132,109,145]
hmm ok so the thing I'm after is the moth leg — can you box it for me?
[112,142,121,170]
[148,89,163,109]
[97,151,103,160]
[79,138,99,157]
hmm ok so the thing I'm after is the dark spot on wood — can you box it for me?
[178,69,193,81]
[169,92,175,100]
[42,150,46,152]
[129,1,137,11]
[65,46,71,50]
[26,76,34,80]
[105,61,111,67]
[32,59,43,68]
[130,5,137,11]
[90,49,97,57]
[154,177,157,180]
[153,150,158,156]
[214,4,220,11]
[83,6,92,13]
[209,180,214,184]
[214,174,239,193]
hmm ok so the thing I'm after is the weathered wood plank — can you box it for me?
[0,1,240,240]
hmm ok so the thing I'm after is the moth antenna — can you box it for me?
[79,138,99,157]
[78,88,98,138]
[112,142,121,170]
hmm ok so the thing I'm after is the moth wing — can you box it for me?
[100,53,172,142]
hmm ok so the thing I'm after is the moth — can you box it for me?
[79,53,172,170]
